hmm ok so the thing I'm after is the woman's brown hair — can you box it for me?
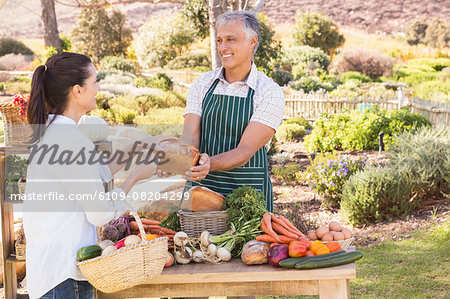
[27,52,92,144]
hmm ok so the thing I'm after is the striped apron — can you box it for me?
[186,78,273,212]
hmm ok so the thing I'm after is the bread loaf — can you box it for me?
[157,139,200,175]
[181,186,225,211]
[241,240,270,265]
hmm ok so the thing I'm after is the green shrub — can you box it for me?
[267,135,278,156]
[134,107,185,124]
[166,52,210,70]
[331,48,394,79]
[99,73,135,86]
[275,123,305,142]
[5,76,31,94]
[414,80,450,102]
[304,107,430,152]
[272,162,300,183]
[406,58,450,72]
[0,38,33,56]
[270,69,293,86]
[304,153,371,208]
[280,46,330,73]
[339,71,371,83]
[289,76,336,93]
[255,14,282,76]
[5,155,27,199]
[100,56,137,74]
[71,7,132,63]
[292,11,344,56]
[110,105,136,124]
[340,167,416,225]
[389,127,450,198]
[97,70,136,82]
[135,14,195,68]
[283,117,312,130]
[135,73,173,91]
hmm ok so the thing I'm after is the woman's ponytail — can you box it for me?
[27,65,48,144]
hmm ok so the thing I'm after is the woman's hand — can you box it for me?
[183,153,210,181]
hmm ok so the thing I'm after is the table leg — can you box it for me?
[318,279,350,299]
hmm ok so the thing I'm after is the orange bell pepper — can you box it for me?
[310,240,324,253]
[289,241,307,258]
[316,246,331,255]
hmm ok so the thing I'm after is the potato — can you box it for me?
[333,232,345,241]
[341,228,352,239]
[307,231,318,240]
[316,226,329,239]
[321,232,333,241]
[329,221,342,232]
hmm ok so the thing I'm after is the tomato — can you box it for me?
[288,241,307,258]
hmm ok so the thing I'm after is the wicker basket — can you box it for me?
[18,177,26,195]
[0,102,32,146]
[77,211,168,294]
[15,243,26,261]
[322,237,354,250]
[178,210,228,237]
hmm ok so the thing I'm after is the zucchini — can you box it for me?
[77,245,102,262]
[294,250,363,269]
[279,250,347,269]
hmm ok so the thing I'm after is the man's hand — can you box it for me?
[183,153,210,181]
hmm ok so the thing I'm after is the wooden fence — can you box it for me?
[283,89,450,127]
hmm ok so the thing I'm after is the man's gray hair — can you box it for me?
[216,11,261,57]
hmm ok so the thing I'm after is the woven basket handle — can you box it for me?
[130,211,146,240]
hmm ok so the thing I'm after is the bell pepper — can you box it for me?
[325,241,342,253]
[114,238,126,249]
[316,246,331,255]
[289,241,307,258]
[310,240,324,253]
[298,237,311,250]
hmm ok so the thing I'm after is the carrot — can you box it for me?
[278,215,306,238]
[256,234,278,243]
[140,218,161,225]
[262,213,281,242]
[271,222,301,239]
[256,234,296,244]
[272,214,300,236]
[145,226,177,235]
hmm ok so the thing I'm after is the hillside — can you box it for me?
[0,0,449,38]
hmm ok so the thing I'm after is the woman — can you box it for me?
[23,52,157,299]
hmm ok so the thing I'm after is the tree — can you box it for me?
[292,11,345,56]
[406,18,428,46]
[135,14,195,68]
[57,0,266,69]
[40,0,62,51]
[71,6,132,63]
[424,19,450,48]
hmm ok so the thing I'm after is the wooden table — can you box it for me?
[97,254,356,299]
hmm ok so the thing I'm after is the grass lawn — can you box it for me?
[258,221,449,299]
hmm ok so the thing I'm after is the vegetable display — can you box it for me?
[211,186,267,257]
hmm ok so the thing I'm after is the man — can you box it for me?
[183,11,285,212]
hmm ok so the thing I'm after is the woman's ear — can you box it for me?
[72,84,83,99]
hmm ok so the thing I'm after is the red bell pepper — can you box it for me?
[289,241,307,258]
[114,238,126,249]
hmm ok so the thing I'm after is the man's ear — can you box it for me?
[250,35,258,47]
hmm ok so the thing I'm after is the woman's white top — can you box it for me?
[23,115,127,298]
